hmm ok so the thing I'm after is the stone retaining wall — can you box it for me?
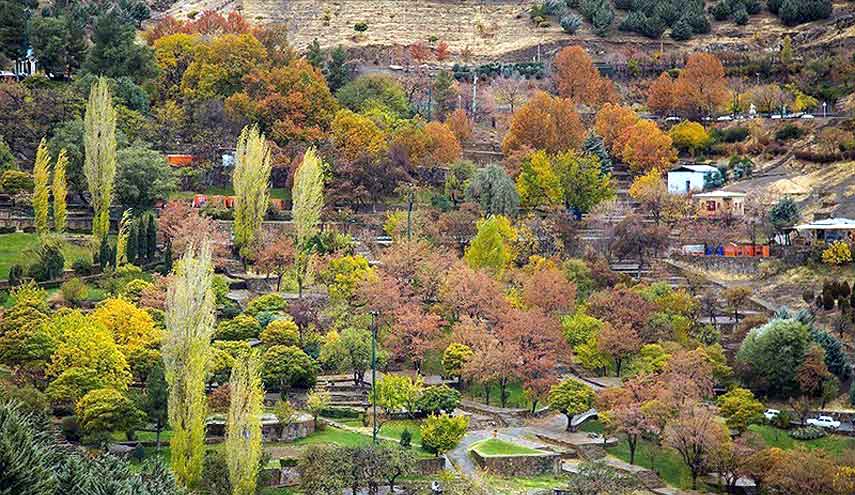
[470,450,560,477]
[672,255,762,274]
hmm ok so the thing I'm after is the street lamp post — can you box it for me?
[370,310,379,444]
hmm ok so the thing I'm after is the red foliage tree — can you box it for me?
[386,304,444,374]
[522,267,576,316]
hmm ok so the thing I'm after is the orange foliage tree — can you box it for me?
[620,120,677,174]
[502,91,584,155]
[425,121,462,166]
[594,103,639,155]
[225,58,338,146]
[445,108,473,144]
[647,72,676,116]
[552,46,618,109]
[673,53,729,118]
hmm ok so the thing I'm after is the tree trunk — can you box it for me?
[484,384,490,406]
[566,413,573,431]
[276,273,282,291]
[628,435,637,465]
[155,424,162,451]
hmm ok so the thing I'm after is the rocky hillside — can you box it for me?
[155,0,855,60]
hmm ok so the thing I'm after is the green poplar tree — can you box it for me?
[32,138,51,236]
[232,125,272,257]
[291,148,325,298]
[84,77,118,242]
[226,351,264,495]
[53,149,68,233]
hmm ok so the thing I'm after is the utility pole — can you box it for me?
[472,73,478,115]
[370,311,378,445]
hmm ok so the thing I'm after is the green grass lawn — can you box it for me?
[0,233,92,280]
[748,424,855,458]
[471,438,544,456]
[483,474,565,493]
[379,419,423,446]
[463,381,530,409]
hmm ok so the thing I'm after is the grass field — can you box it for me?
[748,424,855,458]
[463,381,530,409]
[0,233,92,280]
[471,439,543,456]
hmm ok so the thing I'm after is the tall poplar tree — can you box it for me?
[232,125,272,256]
[32,138,51,236]
[291,148,325,298]
[226,351,264,495]
[163,241,216,487]
[84,77,117,242]
[53,149,68,233]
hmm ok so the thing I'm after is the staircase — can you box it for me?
[316,375,371,410]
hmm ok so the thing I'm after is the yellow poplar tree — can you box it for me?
[226,350,264,495]
[163,241,216,487]
[53,149,68,233]
[32,138,51,236]
[83,77,117,242]
[291,148,325,297]
[233,125,272,253]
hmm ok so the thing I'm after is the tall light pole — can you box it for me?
[370,310,379,444]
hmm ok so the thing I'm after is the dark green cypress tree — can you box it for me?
[136,216,147,264]
[161,241,173,275]
[306,38,324,68]
[126,222,138,265]
[99,235,112,270]
[670,17,693,41]
[146,212,157,260]
[325,45,351,92]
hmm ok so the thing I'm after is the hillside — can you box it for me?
[156,0,855,60]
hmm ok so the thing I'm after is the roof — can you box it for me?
[795,218,855,231]
[669,164,720,174]
[695,191,747,198]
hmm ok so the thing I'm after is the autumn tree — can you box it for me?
[445,108,473,144]
[552,46,617,109]
[163,241,216,487]
[594,103,639,156]
[522,266,576,315]
[464,215,514,275]
[797,344,832,398]
[597,323,642,376]
[669,121,710,156]
[255,233,295,291]
[233,125,272,255]
[502,91,584,155]
[647,72,676,116]
[717,387,764,435]
[386,305,443,374]
[83,77,118,241]
[330,109,387,164]
[673,53,729,118]
[665,404,726,490]
[620,120,677,174]
[491,78,529,113]
[549,378,595,431]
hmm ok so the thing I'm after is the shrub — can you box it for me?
[72,257,95,276]
[215,314,262,340]
[245,293,286,315]
[119,278,153,303]
[27,239,65,282]
[260,318,300,347]
[717,127,749,143]
[0,170,34,194]
[775,124,805,141]
[354,21,368,32]
[416,385,462,415]
[560,14,583,33]
[400,428,412,449]
[421,413,469,455]
[822,241,852,266]
[60,278,88,306]
[8,264,23,285]
[789,425,827,440]
[670,17,693,41]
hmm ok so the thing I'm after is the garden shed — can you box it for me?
[794,218,855,243]
[667,164,720,194]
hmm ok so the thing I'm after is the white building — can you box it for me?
[667,164,720,194]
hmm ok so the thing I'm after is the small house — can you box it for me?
[794,218,855,243]
[695,190,746,218]
[667,164,720,194]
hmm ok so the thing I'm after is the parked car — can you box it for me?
[806,416,841,429]
[716,115,733,122]
[771,114,782,120]
[664,116,682,123]
[801,114,816,119]
[764,409,780,421]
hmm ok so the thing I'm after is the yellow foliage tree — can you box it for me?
[226,350,264,495]
[821,241,852,266]
[668,121,710,156]
[331,109,387,163]
[92,298,162,356]
[32,138,51,236]
[620,120,677,174]
[53,149,68,233]
[516,150,563,208]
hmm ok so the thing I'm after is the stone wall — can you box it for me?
[470,450,560,477]
[672,255,763,274]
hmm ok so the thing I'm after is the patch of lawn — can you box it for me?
[379,419,423,445]
[463,381,529,409]
[0,233,92,280]
[749,424,855,458]
[471,438,544,456]
[290,426,374,448]
[483,474,565,493]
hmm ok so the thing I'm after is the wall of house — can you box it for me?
[667,172,705,194]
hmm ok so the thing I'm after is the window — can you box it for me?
[706,201,717,211]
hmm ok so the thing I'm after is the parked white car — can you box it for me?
[806,416,841,429]
[764,409,780,421]
[801,113,816,119]
[716,115,733,122]
[664,116,682,123]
